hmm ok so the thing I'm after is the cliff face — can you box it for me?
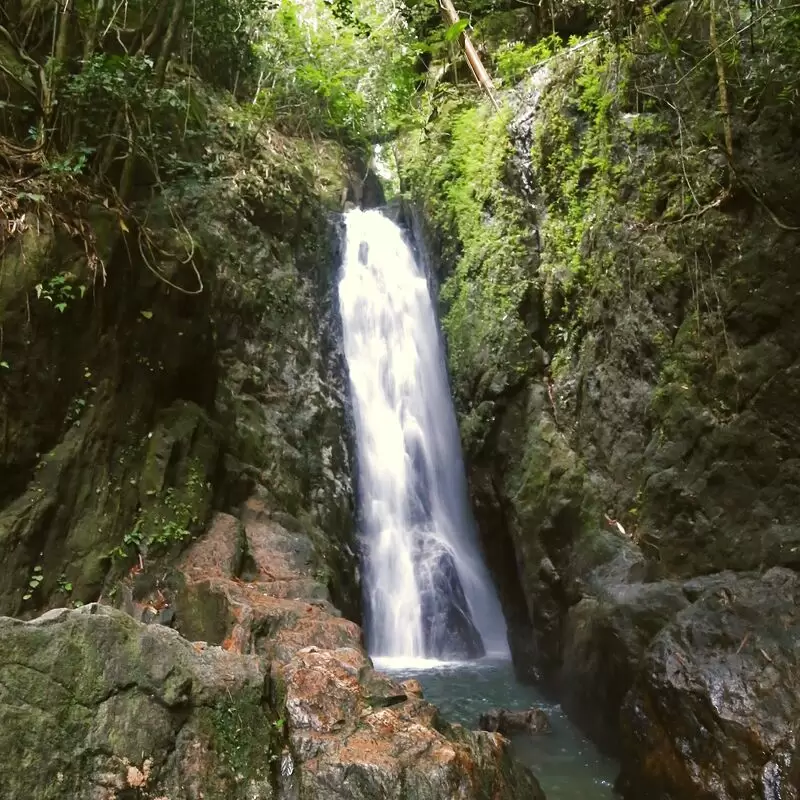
[402,6,800,796]
[0,126,356,618]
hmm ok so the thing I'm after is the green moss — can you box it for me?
[532,41,633,310]
[402,100,537,402]
[209,693,280,789]
[511,413,596,531]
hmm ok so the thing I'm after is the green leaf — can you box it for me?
[17,192,45,202]
[0,361,8,370]
[55,302,67,313]
[140,310,153,319]
[444,19,469,43]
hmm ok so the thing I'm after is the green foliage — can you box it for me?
[402,98,536,399]
[253,0,418,142]
[494,34,563,84]
[189,0,263,88]
[210,695,279,783]
[35,272,87,313]
[23,565,44,602]
[111,463,207,561]
[445,19,471,42]
[530,39,653,319]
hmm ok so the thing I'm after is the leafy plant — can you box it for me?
[251,0,418,142]
[23,565,44,602]
[58,574,73,594]
[110,464,207,562]
[35,273,87,313]
[494,34,564,84]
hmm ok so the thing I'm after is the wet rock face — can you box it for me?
[618,568,800,800]
[419,548,486,659]
[558,578,691,752]
[479,707,552,736]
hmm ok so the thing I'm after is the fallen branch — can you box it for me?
[438,0,499,109]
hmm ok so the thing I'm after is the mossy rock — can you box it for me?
[0,605,275,800]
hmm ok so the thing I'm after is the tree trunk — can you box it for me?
[154,0,185,89]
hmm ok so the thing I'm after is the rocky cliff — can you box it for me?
[401,3,800,797]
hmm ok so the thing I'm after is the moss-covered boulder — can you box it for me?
[0,604,276,800]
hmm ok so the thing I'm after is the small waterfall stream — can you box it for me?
[338,208,508,661]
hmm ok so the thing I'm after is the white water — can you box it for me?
[338,208,509,661]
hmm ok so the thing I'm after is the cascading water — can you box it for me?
[338,208,509,661]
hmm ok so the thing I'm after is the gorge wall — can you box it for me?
[401,7,800,797]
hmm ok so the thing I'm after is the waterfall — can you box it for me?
[337,208,509,661]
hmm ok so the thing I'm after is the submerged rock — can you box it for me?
[618,568,800,800]
[479,707,552,736]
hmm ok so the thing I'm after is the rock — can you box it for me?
[419,547,486,659]
[0,604,276,800]
[161,497,542,800]
[400,678,424,698]
[283,646,545,800]
[173,501,363,662]
[559,579,690,750]
[618,568,800,800]
[0,496,545,800]
[479,707,552,736]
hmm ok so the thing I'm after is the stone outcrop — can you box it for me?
[0,100,542,798]
[0,604,275,800]
[618,568,800,800]
[0,127,356,621]
[402,10,800,795]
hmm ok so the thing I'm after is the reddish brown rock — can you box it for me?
[162,496,544,800]
[401,678,425,698]
[174,501,362,661]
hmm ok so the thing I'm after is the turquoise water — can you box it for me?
[375,657,619,799]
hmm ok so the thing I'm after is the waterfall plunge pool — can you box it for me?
[375,657,619,800]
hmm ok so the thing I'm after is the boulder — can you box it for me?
[419,547,486,659]
[618,568,800,800]
[400,678,424,698]
[558,579,690,750]
[118,496,544,800]
[283,646,545,800]
[0,604,276,800]
[479,707,552,736]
